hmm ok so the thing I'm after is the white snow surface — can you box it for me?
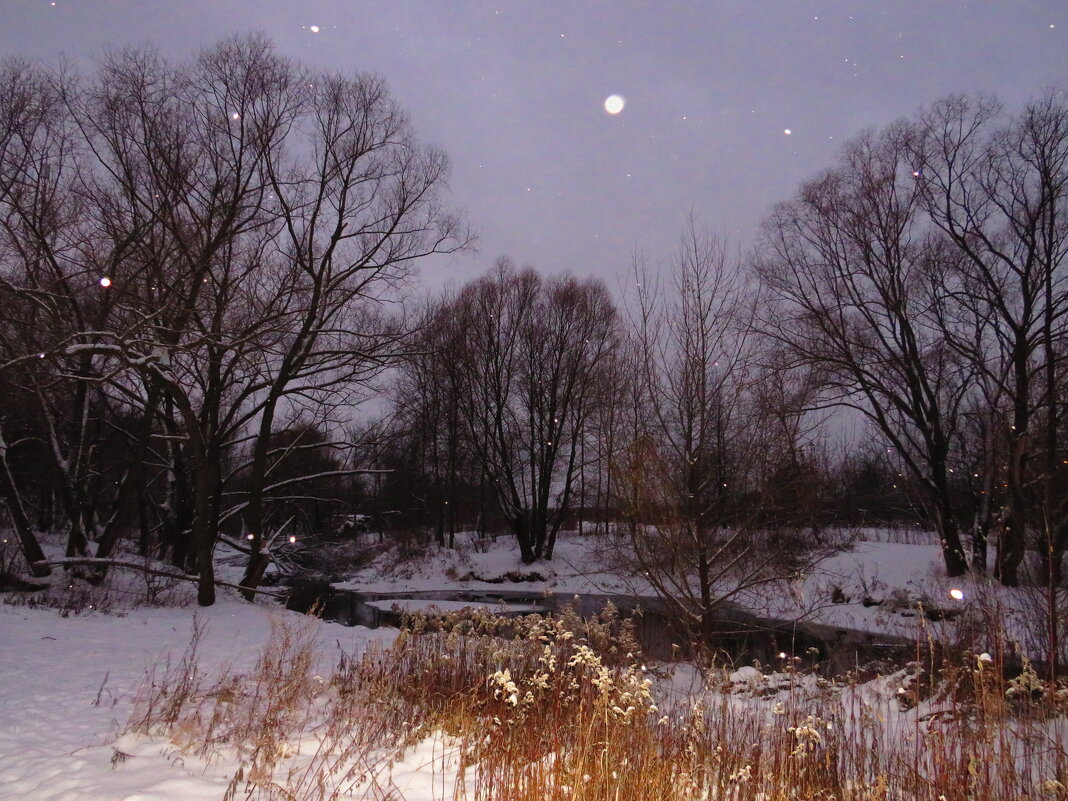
[333,529,641,595]
[335,527,1027,643]
[0,527,1051,799]
[0,598,396,800]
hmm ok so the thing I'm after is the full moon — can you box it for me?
[604,94,625,115]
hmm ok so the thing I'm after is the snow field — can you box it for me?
[2,528,1066,799]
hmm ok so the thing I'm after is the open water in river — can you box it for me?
[284,579,915,674]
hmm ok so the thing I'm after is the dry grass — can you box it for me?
[125,605,1068,800]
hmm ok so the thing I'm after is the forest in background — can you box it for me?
[0,36,1066,634]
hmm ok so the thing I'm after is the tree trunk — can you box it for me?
[995,502,1026,587]
[239,396,280,601]
[192,459,216,606]
[933,504,968,578]
[513,515,536,563]
[240,552,272,601]
[0,439,51,577]
[928,466,968,577]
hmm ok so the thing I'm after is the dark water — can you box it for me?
[284,579,914,673]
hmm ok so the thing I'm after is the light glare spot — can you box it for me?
[949,588,964,600]
[99,276,112,288]
[784,128,792,135]
[309,25,320,33]
[604,94,625,115]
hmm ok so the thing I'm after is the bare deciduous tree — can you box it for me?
[757,125,973,577]
[0,36,464,604]
[426,260,620,562]
[908,92,1068,588]
[618,223,820,643]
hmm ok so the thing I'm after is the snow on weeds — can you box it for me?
[123,601,1068,801]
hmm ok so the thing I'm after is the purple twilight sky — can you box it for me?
[3,0,1065,289]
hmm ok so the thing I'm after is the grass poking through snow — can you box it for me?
[125,606,1068,800]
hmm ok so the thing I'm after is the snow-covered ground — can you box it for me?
[0,527,1057,799]
[335,527,1037,647]
[0,596,392,800]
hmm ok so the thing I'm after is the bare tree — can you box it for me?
[0,36,463,605]
[390,298,480,546]
[0,57,108,575]
[757,124,973,577]
[908,92,1068,588]
[430,260,620,562]
[618,222,815,642]
[63,37,299,603]
[235,49,467,597]
[580,344,631,535]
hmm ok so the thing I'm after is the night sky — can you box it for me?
[3,0,1065,288]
